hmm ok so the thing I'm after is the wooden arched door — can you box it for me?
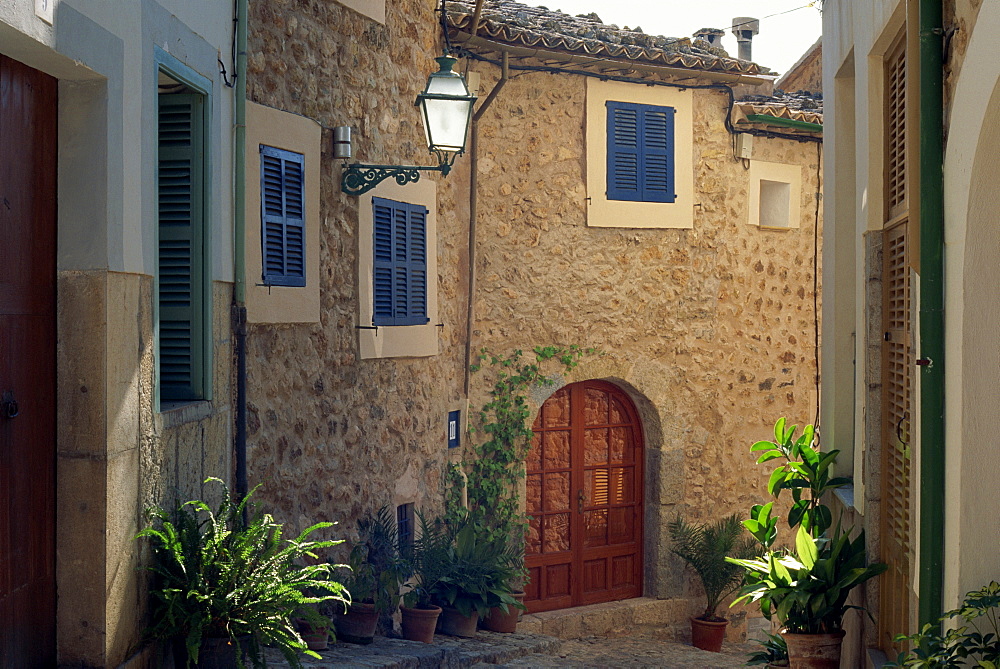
[524,380,644,613]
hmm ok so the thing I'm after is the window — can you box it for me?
[606,101,675,203]
[747,161,802,229]
[260,145,305,287]
[585,78,693,229]
[371,197,428,327]
[396,503,414,554]
[158,91,208,401]
[357,179,438,359]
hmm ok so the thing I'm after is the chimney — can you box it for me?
[693,28,725,49]
[731,16,759,61]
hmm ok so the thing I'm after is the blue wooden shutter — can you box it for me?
[606,101,676,203]
[260,145,306,287]
[158,93,205,401]
[640,106,675,203]
[606,101,641,201]
[371,198,429,326]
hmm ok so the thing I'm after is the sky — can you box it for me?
[536,0,823,76]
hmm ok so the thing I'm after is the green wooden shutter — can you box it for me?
[371,198,429,326]
[260,145,305,287]
[158,93,205,401]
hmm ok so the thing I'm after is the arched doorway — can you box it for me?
[524,380,644,613]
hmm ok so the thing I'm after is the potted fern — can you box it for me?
[136,477,347,669]
[668,513,759,652]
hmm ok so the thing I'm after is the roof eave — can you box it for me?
[451,30,772,86]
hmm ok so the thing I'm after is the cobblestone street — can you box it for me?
[266,630,758,668]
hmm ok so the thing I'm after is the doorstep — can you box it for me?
[517,597,749,644]
[263,630,561,668]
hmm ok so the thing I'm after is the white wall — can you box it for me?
[0,0,235,280]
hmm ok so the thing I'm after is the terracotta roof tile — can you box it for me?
[445,0,763,76]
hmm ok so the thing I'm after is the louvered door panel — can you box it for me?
[158,94,204,400]
[886,37,907,219]
[880,220,911,654]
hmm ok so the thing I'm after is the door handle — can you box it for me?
[578,489,586,514]
[2,391,19,419]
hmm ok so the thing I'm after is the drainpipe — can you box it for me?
[917,0,944,630]
[463,50,508,397]
[233,0,250,513]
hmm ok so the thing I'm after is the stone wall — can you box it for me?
[245,0,471,541]
[245,0,821,630]
[467,62,823,603]
[777,40,823,93]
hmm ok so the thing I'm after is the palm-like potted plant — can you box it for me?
[136,477,347,669]
[668,513,759,652]
[727,419,887,669]
[336,506,407,644]
[399,514,450,643]
[439,520,522,637]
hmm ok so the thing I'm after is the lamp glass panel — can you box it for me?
[422,98,472,152]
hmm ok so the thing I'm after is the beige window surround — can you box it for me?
[357,178,439,359]
[244,101,321,324]
[747,160,803,229]
[585,78,694,229]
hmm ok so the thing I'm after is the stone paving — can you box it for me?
[265,629,759,668]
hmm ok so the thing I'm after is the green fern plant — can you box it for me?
[135,477,347,668]
[668,514,759,620]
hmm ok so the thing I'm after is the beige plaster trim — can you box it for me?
[244,102,321,324]
[747,160,803,229]
[357,178,439,359]
[334,0,384,24]
[585,78,694,229]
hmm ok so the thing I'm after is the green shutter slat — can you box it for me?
[158,93,205,400]
[260,145,306,287]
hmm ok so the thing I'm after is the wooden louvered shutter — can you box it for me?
[607,102,640,201]
[606,101,676,203]
[260,145,306,287]
[371,198,429,326]
[879,31,913,654]
[885,37,907,219]
[402,205,428,326]
[158,93,205,401]
[640,106,675,203]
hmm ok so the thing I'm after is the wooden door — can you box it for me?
[525,381,644,613]
[0,54,58,667]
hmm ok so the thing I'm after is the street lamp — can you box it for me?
[339,54,477,196]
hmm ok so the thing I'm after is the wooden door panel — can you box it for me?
[526,381,643,613]
[0,54,57,668]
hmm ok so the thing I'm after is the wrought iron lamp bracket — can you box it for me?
[340,151,458,196]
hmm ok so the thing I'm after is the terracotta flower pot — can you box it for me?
[172,635,249,669]
[333,601,378,644]
[438,606,479,637]
[690,616,729,652]
[482,592,525,633]
[295,619,331,651]
[780,629,846,669]
[400,605,441,643]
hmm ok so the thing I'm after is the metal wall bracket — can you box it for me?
[340,152,457,196]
